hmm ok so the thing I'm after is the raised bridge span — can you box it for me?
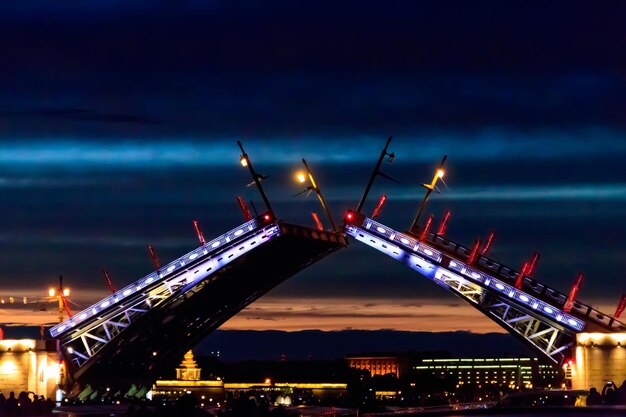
[343,211,625,365]
[50,214,346,392]
[48,141,624,394]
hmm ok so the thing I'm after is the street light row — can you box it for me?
[45,139,446,325]
[238,138,446,234]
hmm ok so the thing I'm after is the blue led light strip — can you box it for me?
[60,224,281,366]
[50,218,263,338]
[346,217,586,332]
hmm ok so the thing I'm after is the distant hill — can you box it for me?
[197,329,533,362]
[5,327,533,362]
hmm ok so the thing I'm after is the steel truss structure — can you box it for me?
[344,213,626,364]
[52,217,280,369]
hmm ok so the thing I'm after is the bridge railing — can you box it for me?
[353,217,584,332]
[50,217,262,338]
[420,229,625,332]
[347,212,624,332]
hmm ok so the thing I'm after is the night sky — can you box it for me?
[1,2,626,342]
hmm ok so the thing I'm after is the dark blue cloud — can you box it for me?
[1,2,625,138]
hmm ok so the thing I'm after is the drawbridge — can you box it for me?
[49,141,348,393]
[47,138,625,394]
[51,214,346,391]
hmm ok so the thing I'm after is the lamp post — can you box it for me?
[237,140,275,219]
[296,158,337,231]
[410,155,447,233]
[49,275,71,323]
[356,136,395,213]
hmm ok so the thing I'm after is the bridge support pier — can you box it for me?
[571,333,626,390]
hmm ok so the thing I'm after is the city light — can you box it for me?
[49,288,55,297]
[410,155,448,231]
[63,288,70,297]
[237,141,275,218]
[294,159,337,231]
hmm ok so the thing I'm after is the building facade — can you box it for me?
[412,357,561,390]
[0,339,61,399]
[153,350,224,404]
[345,353,562,393]
[345,354,405,378]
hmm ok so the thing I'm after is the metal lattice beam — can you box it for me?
[58,222,281,370]
[344,218,580,364]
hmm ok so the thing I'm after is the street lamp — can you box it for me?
[49,275,71,323]
[295,158,337,231]
[356,136,397,213]
[410,155,447,233]
[237,140,275,219]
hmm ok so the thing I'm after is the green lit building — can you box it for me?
[412,357,562,391]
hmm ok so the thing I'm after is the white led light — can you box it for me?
[450,261,457,268]
[520,295,529,302]
[47,220,275,338]
[495,283,505,290]
[484,279,491,286]
[544,306,553,314]
[424,248,434,256]
[376,226,387,234]
[400,238,410,245]
[567,319,578,326]
[470,272,480,279]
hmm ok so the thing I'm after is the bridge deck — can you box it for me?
[344,211,625,364]
[55,220,345,392]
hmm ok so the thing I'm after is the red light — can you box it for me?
[346,212,354,220]
[263,214,271,221]
[568,360,573,366]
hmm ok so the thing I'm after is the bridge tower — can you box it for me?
[571,333,626,390]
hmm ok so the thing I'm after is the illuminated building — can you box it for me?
[412,357,561,390]
[155,352,348,406]
[223,382,347,405]
[0,339,61,399]
[345,354,407,378]
[176,350,201,381]
[571,332,626,390]
[153,351,224,402]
